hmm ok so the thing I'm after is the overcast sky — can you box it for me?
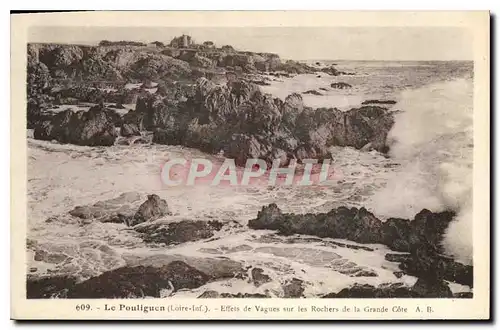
[29,26,472,61]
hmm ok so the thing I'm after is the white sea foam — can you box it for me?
[367,78,473,265]
[26,62,474,294]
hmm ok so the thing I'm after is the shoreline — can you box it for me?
[25,39,474,300]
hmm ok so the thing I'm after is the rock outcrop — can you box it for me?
[248,203,473,290]
[68,192,141,224]
[33,105,118,146]
[134,220,225,245]
[145,78,394,164]
[361,99,397,105]
[65,261,210,298]
[331,82,352,89]
[303,90,322,95]
[26,275,78,299]
[129,194,171,226]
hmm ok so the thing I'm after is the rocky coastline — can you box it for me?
[28,37,394,167]
[26,36,471,299]
[27,192,472,299]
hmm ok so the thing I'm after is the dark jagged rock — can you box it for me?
[280,60,316,74]
[331,82,352,89]
[198,291,270,298]
[380,218,412,251]
[178,51,215,69]
[323,280,457,298]
[323,283,420,298]
[197,290,220,298]
[251,267,272,287]
[302,90,322,95]
[26,275,78,299]
[220,292,270,298]
[128,53,192,81]
[282,278,305,298]
[33,105,118,146]
[353,270,378,277]
[27,58,51,128]
[249,204,472,288]
[160,77,397,164]
[411,278,453,298]
[320,66,341,76]
[66,261,210,298]
[130,194,170,226]
[393,271,404,278]
[152,127,182,146]
[294,105,394,153]
[134,220,224,245]
[362,99,397,105]
[122,109,145,131]
[396,253,473,287]
[120,123,140,137]
[29,42,394,163]
[249,204,384,244]
[442,258,473,287]
[67,192,141,224]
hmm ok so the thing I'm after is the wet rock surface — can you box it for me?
[134,220,225,245]
[249,203,473,293]
[68,192,141,224]
[282,278,305,298]
[323,283,420,298]
[27,261,211,299]
[66,261,210,298]
[331,82,352,89]
[26,275,78,299]
[361,99,397,105]
[33,105,118,146]
[323,278,458,298]
[198,291,270,298]
[251,267,272,287]
[302,89,323,95]
[28,38,392,160]
[130,194,171,226]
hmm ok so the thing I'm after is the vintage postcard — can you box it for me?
[11,11,490,320]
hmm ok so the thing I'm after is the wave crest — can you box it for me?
[368,78,473,265]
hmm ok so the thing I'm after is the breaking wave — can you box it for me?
[368,78,473,265]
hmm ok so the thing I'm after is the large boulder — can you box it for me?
[128,53,192,81]
[279,60,316,74]
[219,53,256,72]
[38,45,84,79]
[134,220,224,245]
[67,192,141,224]
[223,134,268,167]
[342,106,395,151]
[130,194,171,226]
[72,106,119,146]
[411,278,453,298]
[294,106,394,154]
[33,106,118,146]
[66,261,210,298]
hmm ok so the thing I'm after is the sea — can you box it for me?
[26,60,474,297]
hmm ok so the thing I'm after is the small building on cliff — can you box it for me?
[169,35,194,48]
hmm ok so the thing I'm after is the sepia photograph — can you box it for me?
[10,11,490,320]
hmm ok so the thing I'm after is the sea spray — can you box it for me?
[368,78,473,265]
